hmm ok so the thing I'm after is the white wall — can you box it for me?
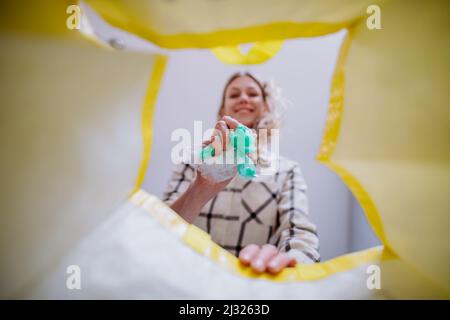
[85,4,380,261]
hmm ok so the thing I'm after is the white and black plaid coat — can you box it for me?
[162,156,320,264]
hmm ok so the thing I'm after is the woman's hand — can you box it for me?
[204,115,241,159]
[170,116,242,223]
[195,115,241,189]
[238,244,297,274]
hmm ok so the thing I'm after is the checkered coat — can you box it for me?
[162,156,320,264]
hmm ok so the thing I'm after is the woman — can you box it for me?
[162,72,320,274]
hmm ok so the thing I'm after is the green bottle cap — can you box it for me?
[199,123,256,178]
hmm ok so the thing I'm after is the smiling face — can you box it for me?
[220,75,269,128]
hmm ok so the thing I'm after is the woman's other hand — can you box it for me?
[238,244,297,274]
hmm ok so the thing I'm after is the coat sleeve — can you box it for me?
[161,163,196,206]
[270,164,321,264]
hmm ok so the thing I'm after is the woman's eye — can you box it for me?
[229,94,239,98]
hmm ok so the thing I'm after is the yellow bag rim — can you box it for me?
[211,40,284,65]
[130,189,387,282]
[82,4,358,50]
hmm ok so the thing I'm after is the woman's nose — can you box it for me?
[239,94,249,103]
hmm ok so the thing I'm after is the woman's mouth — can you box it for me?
[235,106,254,113]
